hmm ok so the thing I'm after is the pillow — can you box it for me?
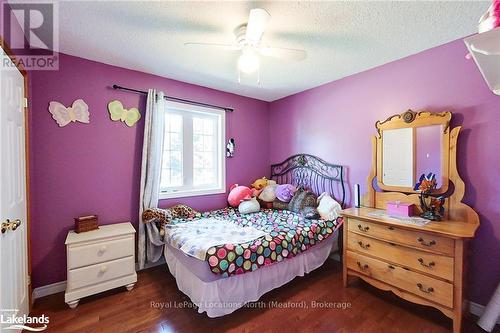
[275,184,297,203]
[317,192,342,221]
[258,184,278,202]
[288,188,319,219]
[238,197,260,214]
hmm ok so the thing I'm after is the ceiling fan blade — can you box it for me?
[259,47,307,61]
[245,8,271,43]
[184,42,241,51]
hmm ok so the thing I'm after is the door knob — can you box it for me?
[1,219,21,233]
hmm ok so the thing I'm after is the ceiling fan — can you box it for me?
[185,8,307,83]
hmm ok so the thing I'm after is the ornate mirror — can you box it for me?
[376,110,451,194]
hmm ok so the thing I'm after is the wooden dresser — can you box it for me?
[341,110,480,333]
[64,222,137,308]
[342,208,478,332]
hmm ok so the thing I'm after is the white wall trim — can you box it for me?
[32,259,167,300]
[470,301,500,325]
[32,281,67,300]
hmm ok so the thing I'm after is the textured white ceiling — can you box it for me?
[55,1,488,101]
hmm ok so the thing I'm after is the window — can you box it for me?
[159,101,226,199]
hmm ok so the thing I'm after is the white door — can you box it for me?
[0,47,29,332]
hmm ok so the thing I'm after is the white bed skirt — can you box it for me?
[164,236,335,318]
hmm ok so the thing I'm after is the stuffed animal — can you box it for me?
[228,184,253,207]
[251,177,269,190]
[258,184,278,202]
[275,184,297,203]
[288,188,319,219]
[317,192,342,221]
[238,197,260,214]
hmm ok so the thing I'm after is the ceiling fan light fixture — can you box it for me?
[238,49,260,74]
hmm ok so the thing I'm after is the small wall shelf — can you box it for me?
[464,27,500,95]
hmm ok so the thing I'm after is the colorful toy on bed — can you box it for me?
[228,184,253,207]
[317,192,342,221]
[275,184,297,203]
[288,188,320,219]
[258,184,278,208]
[251,177,270,190]
[238,197,260,214]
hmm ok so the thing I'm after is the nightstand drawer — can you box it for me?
[67,235,134,269]
[348,219,454,255]
[347,232,454,281]
[67,256,135,290]
[347,251,453,308]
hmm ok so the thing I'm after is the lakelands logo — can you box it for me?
[1,310,49,331]
[1,1,59,70]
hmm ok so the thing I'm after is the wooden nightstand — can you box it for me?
[64,222,137,308]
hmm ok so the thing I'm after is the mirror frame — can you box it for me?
[375,109,451,194]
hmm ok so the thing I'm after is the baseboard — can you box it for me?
[32,281,66,300]
[32,259,167,300]
[470,301,500,325]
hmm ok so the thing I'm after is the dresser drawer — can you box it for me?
[348,219,454,255]
[347,232,454,281]
[67,256,135,290]
[67,235,134,269]
[346,251,453,308]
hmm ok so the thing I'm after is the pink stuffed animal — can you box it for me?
[228,184,253,207]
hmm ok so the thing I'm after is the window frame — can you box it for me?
[159,100,226,200]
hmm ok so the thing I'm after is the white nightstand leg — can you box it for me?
[67,299,79,309]
[125,283,135,291]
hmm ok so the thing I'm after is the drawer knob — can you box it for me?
[416,283,434,293]
[388,265,395,269]
[356,261,369,271]
[417,237,436,247]
[388,226,395,230]
[357,224,369,232]
[99,245,107,253]
[100,266,108,273]
[358,241,370,249]
[417,258,436,268]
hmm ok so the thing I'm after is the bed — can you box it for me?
[162,154,346,317]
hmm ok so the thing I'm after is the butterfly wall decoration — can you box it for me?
[48,99,90,127]
[108,100,141,127]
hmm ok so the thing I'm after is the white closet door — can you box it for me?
[382,127,414,187]
[0,47,29,333]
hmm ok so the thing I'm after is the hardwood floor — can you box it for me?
[30,260,497,333]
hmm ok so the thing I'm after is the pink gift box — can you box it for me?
[386,201,415,217]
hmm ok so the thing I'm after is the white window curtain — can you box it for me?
[138,89,165,269]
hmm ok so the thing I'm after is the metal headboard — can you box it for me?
[270,154,346,208]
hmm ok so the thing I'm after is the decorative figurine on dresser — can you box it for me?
[64,222,137,308]
[341,110,479,333]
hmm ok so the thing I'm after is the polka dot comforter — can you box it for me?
[167,207,343,278]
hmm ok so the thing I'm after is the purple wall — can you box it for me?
[29,53,270,288]
[269,39,500,305]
